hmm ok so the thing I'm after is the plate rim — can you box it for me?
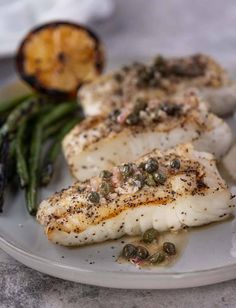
[1,231,236,289]
[1,76,236,289]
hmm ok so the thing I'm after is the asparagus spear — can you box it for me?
[41,118,81,186]
[0,97,49,198]
[7,139,16,183]
[41,101,77,127]
[42,103,83,141]
[42,117,76,141]
[0,91,79,214]
[16,121,29,188]
[26,101,78,215]
[0,93,34,114]
[25,122,42,215]
[0,96,46,148]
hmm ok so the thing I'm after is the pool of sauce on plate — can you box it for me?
[117,229,188,268]
[117,217,234,268]
[65,218,233,268]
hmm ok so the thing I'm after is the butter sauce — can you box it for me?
[117,229,188,268]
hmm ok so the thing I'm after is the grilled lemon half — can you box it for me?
[16,21,105,98]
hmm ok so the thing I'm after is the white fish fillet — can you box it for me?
[37,144,234,246]
[63,93,233,181]
[79,54,236,117]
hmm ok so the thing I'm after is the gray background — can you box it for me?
[1,0,236,307]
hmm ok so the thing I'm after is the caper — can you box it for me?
[99,181,113,196]
[138,162,145,170]
[138,68,149,78]
[163,242,176,255]
[170,158,180,170]
[146,67,155,78]
[114,73,123,82]
[145,173,156,186]
[125,113,140,125]
[133,98,147,112]
[149,78,159,87]
[87,191,100,204]
[171,60,204,77]
[153,171,167,185]
[149,70,161,87]
[160,102,170,113]
[171,63,187,76]
[160,102,181,116]
[119,163,134,178]
[100,170,113,179]
[144,158,159,173]
[148,251,166,264]
[136,246,149,259]
[136,68,150,87]
[171,105,182,116]
[110,109,120,121]
[132,174,145,189]
[154,55,166,68]
[122,244,137,259]
[151,108,161,122]
[137,73,147,82]
[143,228,159,243]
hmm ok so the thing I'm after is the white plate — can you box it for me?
[0,79,236,289]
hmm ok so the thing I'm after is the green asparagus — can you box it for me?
[43,119,68,141]
[26,122,42,215]
[0,93,80,214]
[0,93,34,114]
[41,101,77,127]
[25,101,79,214]
[41,118,81,186]
[0,96,45,147]
[16,121,29,187]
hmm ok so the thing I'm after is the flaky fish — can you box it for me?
[37,144,234,246]
[63,93,233,181]
[79,53,236,117]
